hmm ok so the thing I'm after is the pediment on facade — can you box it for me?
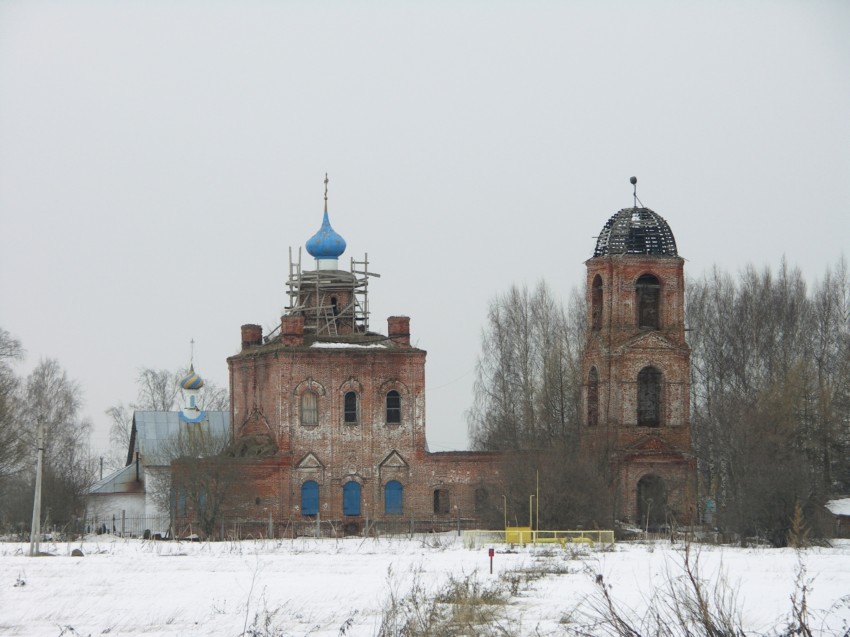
[622,435,688,459]
[379,450,408,469]
[296,452,325,470]
[615,331,677,355]
[237,407,273,437]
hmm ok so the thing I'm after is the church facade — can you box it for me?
[167,179,696,537]
[200,182,501,535]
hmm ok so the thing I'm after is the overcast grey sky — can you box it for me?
[1,1,848,455]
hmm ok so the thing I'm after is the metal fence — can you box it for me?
[55,514,485,541]
[14,513,618,544]
[463,528,615,548]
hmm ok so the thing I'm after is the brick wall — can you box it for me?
[582,254,696,524]
[221,316,499,528]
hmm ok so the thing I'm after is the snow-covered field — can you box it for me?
[2,534,849,636]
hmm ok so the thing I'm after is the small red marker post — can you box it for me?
[488,547,495,574]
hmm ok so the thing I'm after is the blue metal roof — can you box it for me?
[132,410,230,466]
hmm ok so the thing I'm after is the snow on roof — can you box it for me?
[826,498,850,516]
[310,342,388,349]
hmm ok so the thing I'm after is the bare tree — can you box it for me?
[466,281,603,529]
[0,328,25,481]
[103,403,133,471]
[144,424,235,538]
[686,258,850,544]
[4,359,95,530]
[467,280,584,452]
[136,368,180,412]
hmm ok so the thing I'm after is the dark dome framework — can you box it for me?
[593,207,678,257]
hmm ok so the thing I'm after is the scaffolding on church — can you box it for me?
[285,247,380,337]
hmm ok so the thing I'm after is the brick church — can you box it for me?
[168,178,695,535]
[212,179,500,534]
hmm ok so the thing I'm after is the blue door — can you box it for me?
[385,481,403,515]
[301,480,319,516]
[343,481,361,516]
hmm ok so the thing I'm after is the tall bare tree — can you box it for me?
[0,328,25,481]
[687,258,850,544]
[1,358,95,531]
[467,280,585,452]
[467,281,604,528]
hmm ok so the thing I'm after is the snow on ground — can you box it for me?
[827,498,850,517]
[1,534,849,636]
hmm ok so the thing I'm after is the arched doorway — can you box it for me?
[301,480,319,516]
[637,474,667,530]
[343,481,361,516]
[384,481,403,515]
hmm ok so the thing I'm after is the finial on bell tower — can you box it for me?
[629,176,645,208]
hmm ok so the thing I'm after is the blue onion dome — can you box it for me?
[306,210,347,260]
[593,207,678,257]
[179,365,204,390]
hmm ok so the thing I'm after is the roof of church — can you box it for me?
[593,207,678,257]
[179,366,204,390]
[131,410,230,466]
[306,209,347,260]
[88,463,145,495]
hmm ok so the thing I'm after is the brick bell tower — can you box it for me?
[582,177,696,528]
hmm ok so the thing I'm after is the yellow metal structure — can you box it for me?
[505,526,533,544]
[464,528,614,549]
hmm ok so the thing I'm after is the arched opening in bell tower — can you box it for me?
[587,367,599,426]
[591,275,603,330]
[636,274,660,329]
[637,366,662,426]
[637,474,667,530]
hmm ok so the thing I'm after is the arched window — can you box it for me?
[433,488,450,514]
[637,366,662,426]
[385,480,403,515]
[474,487,489,513]
[587,367,599,427]
[300,391,318,426]
[301,480,319,516]
[343,391,359,423]
[386,390,401,424]
[343,481,361,516]
[591,275,603,331]
[636,274,660,329]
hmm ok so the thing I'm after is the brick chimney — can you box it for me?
[282,315,305,346]
[387,316,410,347]
[241,324,263,349]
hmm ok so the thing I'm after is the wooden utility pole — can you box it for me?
[29,418,44,557]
